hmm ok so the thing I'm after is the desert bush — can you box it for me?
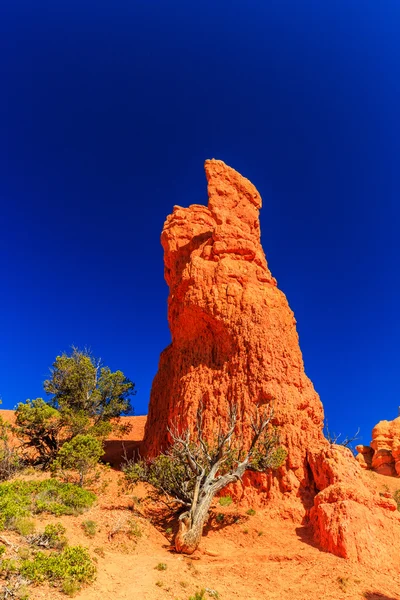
[0,479,96,531]
[393,489,400,511]
[0,407,22,482]
[218,496,232,507]
[28,523,67,550]
[19,546,96,594]
[81,520,97,538]
[246,508,256,516]
[52,435,104,487]
[154,563,167,571]
[188,591,206,600]
[13,518,35,537]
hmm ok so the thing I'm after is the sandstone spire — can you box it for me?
[142,160,400,570]
[143,159,324,499]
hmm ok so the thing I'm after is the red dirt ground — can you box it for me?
[1,411,400,600]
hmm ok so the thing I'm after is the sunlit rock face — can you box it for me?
[142,160,400,570]
[142,159,324,499]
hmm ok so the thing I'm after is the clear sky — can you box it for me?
[1,1,399,445]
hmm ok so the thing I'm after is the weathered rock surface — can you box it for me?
[356,416,400,476]
[355,444,373,469]
[142,159,325,502]
[142,160,400,570]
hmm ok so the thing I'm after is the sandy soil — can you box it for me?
[1,412,400,600]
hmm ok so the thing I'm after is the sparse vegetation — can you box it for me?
[188,590,206,600]
[29,523,67,550]
[0,407,22,482]
[0,479,96,531]
[81,520,97,538]
[324,419,360,453]
[155,562,167,571]
[218,495,232,507]
[53,435,104,487]
[246,508,256,516]
[21,545,96,594]
[393,489,400,511]
[127,518,142,539]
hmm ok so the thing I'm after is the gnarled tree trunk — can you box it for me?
[174,471,243,554]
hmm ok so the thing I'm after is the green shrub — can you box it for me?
[154,562,167,571]
[29,523,67,550]
[215,513,224,524]
[188,590,206,600]
[127,518,142,539]
[20,546,96,592]
[393,489,400,511]
[52,435,104,487]
[218,496,232,507]
[0,479,96,531]
[246,508,256,516]
[81,520,97,538]
[14,517,35,537]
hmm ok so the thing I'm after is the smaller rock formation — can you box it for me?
[355,445,373,470]
[355,417,400,476]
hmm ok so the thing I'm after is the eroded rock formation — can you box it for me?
[143,160,400,570]
[356,416,400,476]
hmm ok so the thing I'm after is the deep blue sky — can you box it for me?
[1,1,399,444]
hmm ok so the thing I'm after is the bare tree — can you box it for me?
[324,419,360,452]
[124,403,286,554]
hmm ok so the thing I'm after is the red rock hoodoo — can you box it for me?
[356,416,400,476]
[143,160,400,570]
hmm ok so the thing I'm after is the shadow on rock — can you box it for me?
[295,525,324,551]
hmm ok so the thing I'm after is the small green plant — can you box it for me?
[188,590,206,600]
[258,530,264,536]
[337,576,349,591]
[246,508,256,516]
[81,520,97,538]
[215,513,224,524]
[393,489,400,511]
[243,528,249,534]
[127,518,142,539]
[205,590,220,599]
[53,435,104,487]
[165,527,173,535]
[155,562,167,571]
[0,579,30,600]
[14,517,35,537]
[218,495,232,507]
[29,523,67,550]
[155,580,163,588]
[0,545,6,557]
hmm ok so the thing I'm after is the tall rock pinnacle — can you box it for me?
[143,159,324,496]
[142,160,400,570]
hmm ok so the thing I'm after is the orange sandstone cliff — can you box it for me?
[142,160,400,570]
